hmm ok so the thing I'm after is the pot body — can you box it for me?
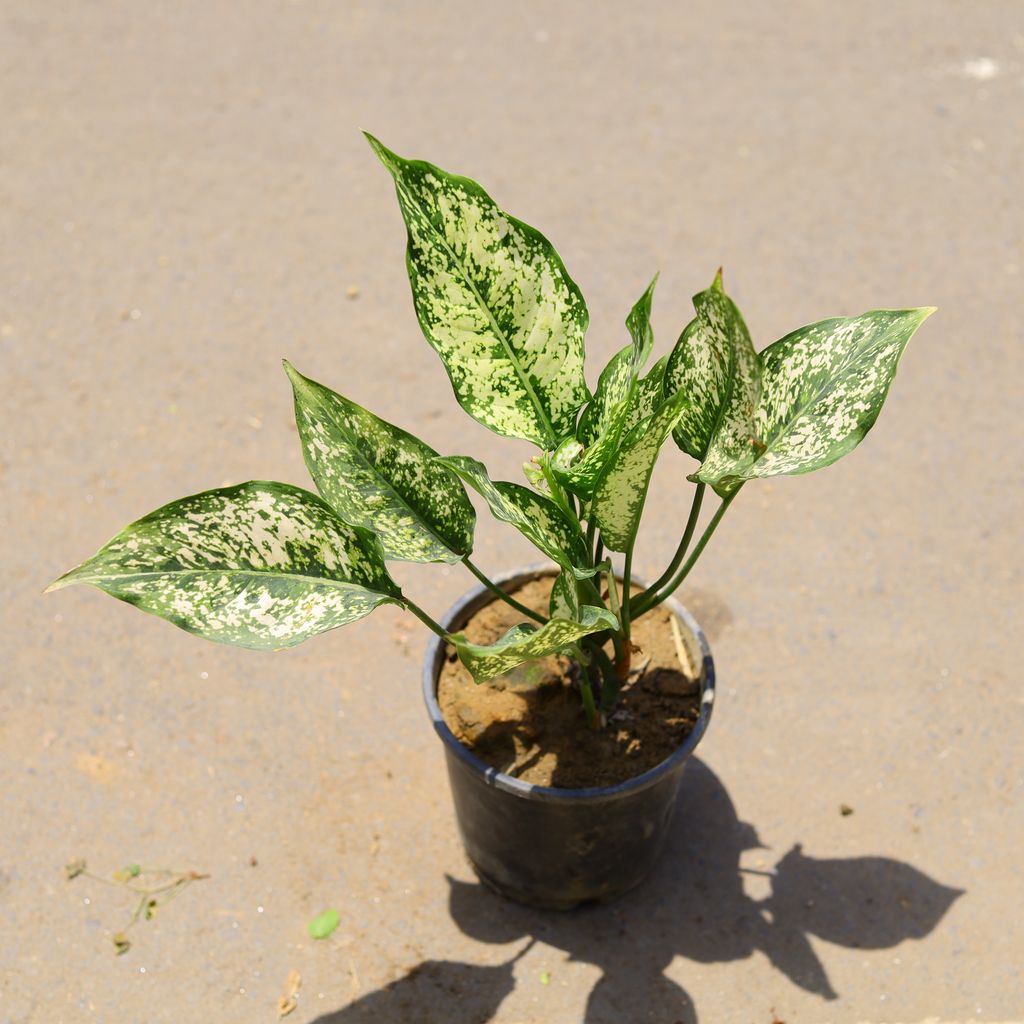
[422,565,715,910]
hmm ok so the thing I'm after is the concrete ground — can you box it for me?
[2,2,1021,1021]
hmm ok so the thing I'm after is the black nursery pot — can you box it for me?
[422,565,716,910]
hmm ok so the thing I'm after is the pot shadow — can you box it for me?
[309,760,962,1024]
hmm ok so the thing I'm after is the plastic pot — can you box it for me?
[422,564,716,910]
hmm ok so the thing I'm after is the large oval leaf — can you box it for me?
[449,605,618,683]
[436,455,588,569]
[366,133,589,448]
[664,272,761,465]
[47,482,400,649]
[696,307,934,493]
[285,361,475,564]
[591,387,691,552]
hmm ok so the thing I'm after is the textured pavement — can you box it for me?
[2,2,1022,1022]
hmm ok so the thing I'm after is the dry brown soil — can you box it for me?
[437,576,701,788]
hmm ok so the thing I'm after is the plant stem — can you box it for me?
[401,595,450,639]
[635,482,706,609]
[463,557,547,624]
[620,545,635,641]
[578,660,599,728]
[591,645,620,712]
[632,490,739,617]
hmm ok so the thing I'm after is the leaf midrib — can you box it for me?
[402,180,560,447]
[71,566,397,596]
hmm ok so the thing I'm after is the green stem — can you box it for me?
[402,595,450,639]
[632,490,739,617]
[621,546,635,641]
[463,557,547,624]
[605,567,621,623]
[578,670,598,727]
[636,482,706,608]
[591,645,620,712]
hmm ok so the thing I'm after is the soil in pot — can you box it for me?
[437,575,701,788]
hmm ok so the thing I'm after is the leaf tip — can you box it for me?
[362,131,400,173]
[712,267,725,292]
[44,570,77,594]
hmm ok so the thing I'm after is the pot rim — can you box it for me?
[421,562,716,804]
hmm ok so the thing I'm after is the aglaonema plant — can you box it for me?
[48,134,934,729]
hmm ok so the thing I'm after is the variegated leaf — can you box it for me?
[366,133,589,448]
[576,347,631,449]
[663,272,761,464]
[554,276,660,499]
[449,605,618,683]
[591,387,692,552]
[625,272,658,372]
[549,570,581,621]
[697,308,934,492]
[437,455,588,568]
[47,482,400,649]
[622,353,669,436]
[285,361,475,564]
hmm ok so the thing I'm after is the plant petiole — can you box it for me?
[633,489,739,617]
[463,557,547,624]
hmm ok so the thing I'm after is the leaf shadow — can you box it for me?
[309,759,962,1024]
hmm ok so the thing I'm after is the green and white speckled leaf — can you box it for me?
[664,273,761,464]
[285,361,475,564]
[437,456,588,569]
[576,347,631,449]
[697,308,934,492]
[623,354,670,436]
[625,273,658,372]
[591,387,692,552]
[554,277,660,500]
[549,570,581,621]
[47,482,400,649]
[449,605,618,683]
[366,133,589,448]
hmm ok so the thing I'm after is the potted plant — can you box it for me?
[48,134,933,909]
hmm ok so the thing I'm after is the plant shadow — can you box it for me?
[309,759,962,1024]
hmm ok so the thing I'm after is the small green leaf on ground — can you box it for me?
[307,908,340,939]
[112,932,131,956]
[539,969,551,985]
[113,863,141,881]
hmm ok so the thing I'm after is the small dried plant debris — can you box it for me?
[277,969,302,1018]
[64,858,209,955]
